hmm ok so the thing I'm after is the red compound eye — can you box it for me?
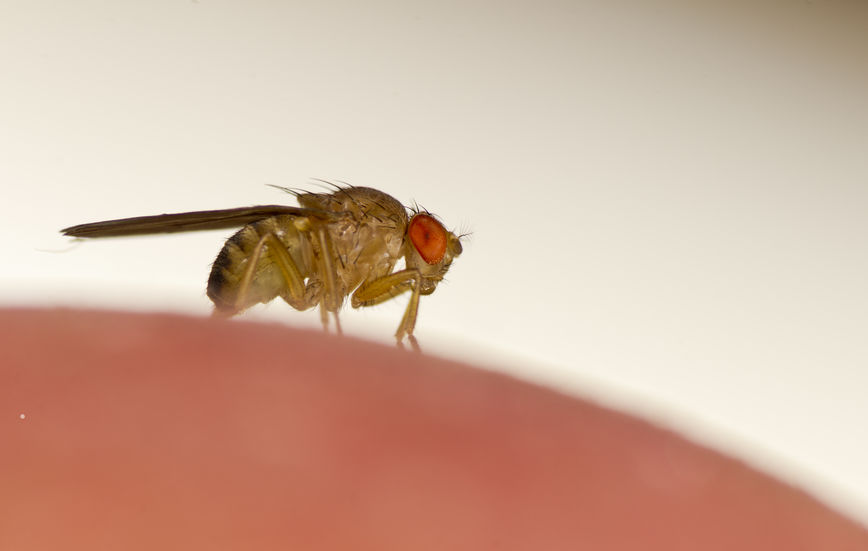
[409,214,447,264]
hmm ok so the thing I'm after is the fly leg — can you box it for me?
[394,282,422,353]
[397,278,422,346]
[398,335,422,353]
[302,220,343,335]
[351,269,422,348]
[230,231,308,314]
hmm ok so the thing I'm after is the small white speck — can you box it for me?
[19,413,26,420]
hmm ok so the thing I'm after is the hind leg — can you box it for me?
[228,231,309,314]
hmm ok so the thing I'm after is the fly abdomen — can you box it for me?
[207,216,313,314]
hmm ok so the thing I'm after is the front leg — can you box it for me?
[352,269,423,344]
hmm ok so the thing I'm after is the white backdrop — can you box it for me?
[2,0,867,524]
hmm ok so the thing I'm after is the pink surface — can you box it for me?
[1,308,865,550]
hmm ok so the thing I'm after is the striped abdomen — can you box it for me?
[207,216,315,314]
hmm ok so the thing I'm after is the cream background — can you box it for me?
[2,0,867,524]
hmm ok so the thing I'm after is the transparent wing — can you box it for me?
[61,205,332,238]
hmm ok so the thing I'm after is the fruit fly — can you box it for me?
[61,185,463,349]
